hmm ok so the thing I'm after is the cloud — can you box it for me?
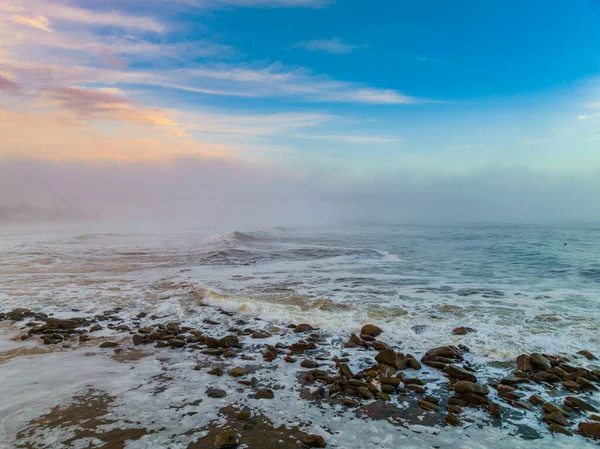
[1,1,164,33]
[293,38,366,54]
[0,75,19,94]
[292,134,399,143]
[9,14,53,32]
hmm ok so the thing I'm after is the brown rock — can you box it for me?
[565,396,597,412]
[452,327,475,335]
[228,367,249,377]
[578,350,597,360]
[516,354,534,372]
[209,367,224,376]
[379,377,401,386]
[301,360,319,369]
[99,341,118,348]
[357,387,375,400]
[294,324,314,333]
[375,349,401,369]
[235,409,251,420]
[215,429,237,448]
[577,377,598,391]
[542,402,569,416]
[544,411,568,426]
[251,331,270,339]
[419,400,439,411]
[169,338,185,348]
[301,434,327,448]
[548,423,572,436]
[447,404,463,414]
[445,412,462,426]
[580,422,600,439]
[453,381,489,396]
[488,402,503,418]
[360,324,383,337]
[530,353,551,370]
[529,394,544,406]
[217,335,240,348]
[255,389,274,399]
[444,365,477,382]
[133,335,144,345]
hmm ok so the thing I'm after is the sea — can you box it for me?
[0,221,599,448]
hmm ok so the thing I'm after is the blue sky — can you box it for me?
[1,0,600,221]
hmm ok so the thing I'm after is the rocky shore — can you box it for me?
[2,304,600,448]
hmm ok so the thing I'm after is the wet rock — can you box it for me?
[375,349,401,369]
[488,402,504,418]
[423,346,463,361]
[215,429,237,448]
[548,423,572,436]
[444,365,477,382]
[223,348,236,358]
[99,341,118,348]
[301,360,319,369]
[209,367,224,376]
[379,377,401,386]
[452,327,475,335]
[169,338,186,348]
[255,389,274,399]
[301,434,327,448]
[290,340,317,353]
[132,335,144,346]
[360,324,382,337]
[235,409,251,420]
[411,324,427,335]
[445,412,462,426]
[376,391,391,401]
[530,353,552,370]
[577,377,598,391]
[166,322,180,333]
[357,387,375,400]
[408,358,422,370]
[217,335,240,348]
[155,341,168,348]
[371,340,390,351]
[206,388,227,398]
[406,385,426,394]
[251,331,270,339]
[381,384,396,394]
[578,350,597,360]
[89,325,103,332]
[453,381,489,396]
[542,402,569,416]
[419,399,439,411]
[338,363,353,377]
[229,367,249,377]
[79,333,91,342]
[500,375,529,386]
[499,391,522,402]
[580,422,600,439]
[544,411,568,426]
[447,404,463,414]
[206,337,219,348]
[284,356,297,363]
[294,324,314,333]
[343,398,358,407]
[514,401,534,411]
[563,380,581,391]
[564,396,598,412]
[516,354,534,372]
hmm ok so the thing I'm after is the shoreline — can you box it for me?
[1,300,600,448]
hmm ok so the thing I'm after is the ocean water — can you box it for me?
[1,221,599,359]
[1,221,599,448]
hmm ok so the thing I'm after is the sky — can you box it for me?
[1,0,600,223]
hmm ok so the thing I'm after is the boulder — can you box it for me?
[301,434,327,448]
[578,350,597,360]
[99,341,118,348]
[215,429,237,448]
[360,324,382,337]
[530,353,551,370]
[445,412,462,426]
[206,388,227,398]
[228,367,249,377]
[375,349,400,369]
[453,381,489,396]
[516,354,534,372]
[357,387,374,400]
[452,327,476,335]
[579,422,600,439]
[255,389,274,399]
[564,396,597,412]
[217,335,240,348]
[294,324,314,333]
[444,365,477,382]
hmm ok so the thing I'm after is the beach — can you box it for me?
[1,222,599,448]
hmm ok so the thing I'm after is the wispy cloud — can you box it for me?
[293,38,366,54]
[177,0,331,7]
[9,14,53,32]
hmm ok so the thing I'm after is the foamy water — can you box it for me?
[1,221,599,448]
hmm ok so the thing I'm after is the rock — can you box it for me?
[99,341,118,348]
[514,401,534,411]
[301,360,319,369]
[381,384,396,394]
[206,388,227,398]
[301,434,327,448]
[255,389,274,399]
[229,367,249,377]
[79,333,90,342]
[251,331,270,339]
[544,411,568,426]
[445,412,462,426]
[578,350,597,360]
[542,402,569,416]
[488,402,503,418]
[338,363,353,377]
[423,346,463,361]
[376,391,391,401]
[580,422,600,439]
[169,338,186,348]
[529,394,544,406]
[447,404,463,414]
[406,385,426,394]
[419,399,439,411]
[217,335,240,348]
[530,353,552,370]
[563,380,581,391]
[565,396,598,412]
[452,327,476,335]
[235,409,251,420]
[543,423,569,437]
[500,375,528,386]
[577,377,598,391]
[223,348,236,358]
[411,324,427,334]
[90,325,103,332]
[516,354,534,372]
[133,335,144,345]
[166,322,180,333]
[155,341,168,348]
[408,358,422,370]
[379,377,401,386]
[343,398,358,407]
[375,349,400,369]
[284,356,296,363]
[360,324,382,337]
[444,365,477,382]
[357,387,375,400]
[209,367,224,376]
[294,324,314,333]
[453,381,489,396]
[215,429,237,448]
